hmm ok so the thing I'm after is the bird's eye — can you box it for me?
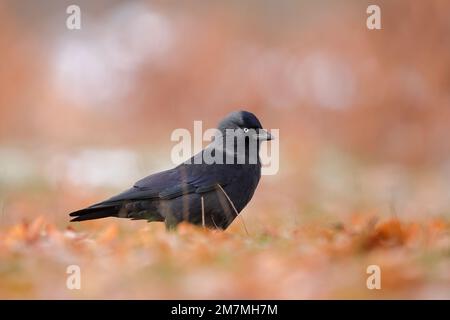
[243,128,249,133]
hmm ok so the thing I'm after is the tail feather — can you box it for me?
[69,205,121,222]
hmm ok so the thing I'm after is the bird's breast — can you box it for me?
[223,164,261,212]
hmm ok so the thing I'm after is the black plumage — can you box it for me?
[69,110,273,230]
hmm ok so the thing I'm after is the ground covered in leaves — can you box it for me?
[1,0,450,299]
[1,213,449,299]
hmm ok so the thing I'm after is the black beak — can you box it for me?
[256,129,274,141]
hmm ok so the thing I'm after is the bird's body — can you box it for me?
[69,111,272,230]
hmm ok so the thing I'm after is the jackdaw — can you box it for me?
[69,110,273,230]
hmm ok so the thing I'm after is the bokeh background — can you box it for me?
[1,0,450,299]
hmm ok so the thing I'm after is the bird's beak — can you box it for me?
[256,129,274,141]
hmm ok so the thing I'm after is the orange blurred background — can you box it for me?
[1,0,450,299]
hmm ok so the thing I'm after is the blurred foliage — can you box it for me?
[0,216,449,299]
[0,0,450,298]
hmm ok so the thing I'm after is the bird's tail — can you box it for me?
[69,204,121,222]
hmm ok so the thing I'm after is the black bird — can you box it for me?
[69,111,273,230]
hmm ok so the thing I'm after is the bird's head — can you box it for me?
[217,110,274,142]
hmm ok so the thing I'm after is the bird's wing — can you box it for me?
[159,164,233,200]
[86,168,181,207]
[88,161,237,206]
[156,163,237,200]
